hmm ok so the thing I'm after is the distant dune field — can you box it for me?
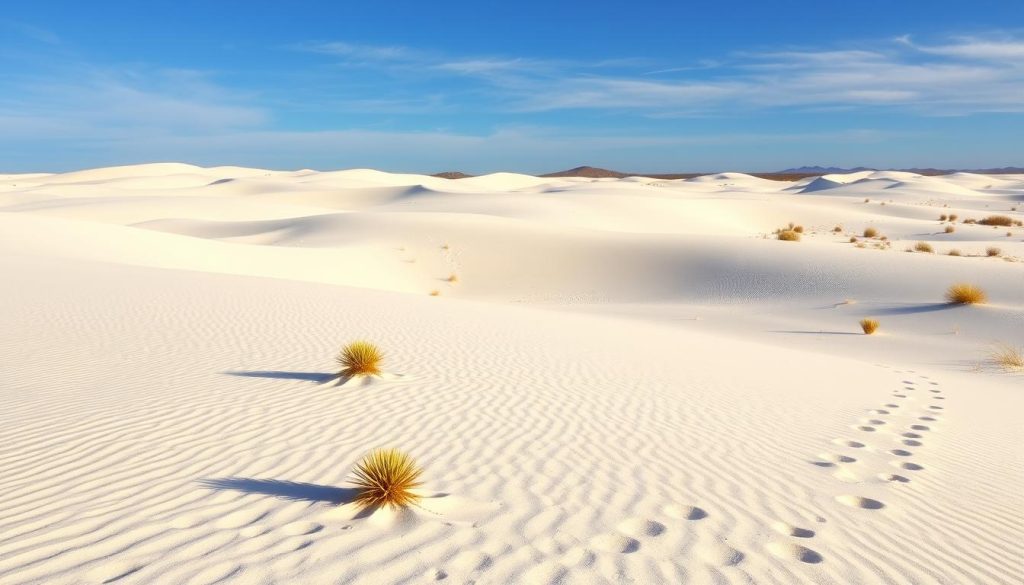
[0,164,1021,584]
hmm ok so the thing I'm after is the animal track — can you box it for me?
[832,439,865,448]
[767,541,823,564]
[890,449,913,457]
[835,495,885,510]
[772,521,815,538]
[663,504,707,520]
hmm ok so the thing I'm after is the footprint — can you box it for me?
[893,394,907,398]
[932,396,945,400]
[592,534,640,553]
[819,453,857,464]
[832,439,865,448]
[426,568,448,581]
[910,425,931,431]
[896,462,924,471]
[663,504,707,520]
[616,518,666,537]
[835,495,885,510]
[890,449,913,457]
[902,432,922,438]
[772,521,815,538]
[879,473,910,483]
[918,417,937,422]
[884,403,900,408]
[862,419,886,426]
[767,541,823,564]
[855,425,876,432]
[903,439,923,447]
[696,542,745,566]
[930,389,942,394]
[869,409,890,415]
[929,406,944,410]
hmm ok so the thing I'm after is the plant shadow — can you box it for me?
[770,330,860,336]
[224,371,336,383]
[872,303,953,316]
[200,478,376,518]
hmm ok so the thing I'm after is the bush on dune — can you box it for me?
[945,283,987,305]
[914,242,934,253]
[859,318,880,335]
[979,215,1013,227]
[777,230,800,241]
[988,343,1024,372]
[350,448,423,510]
[337,341,383,377]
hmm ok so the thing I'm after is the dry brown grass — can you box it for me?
[863,227,879,238]
[793,225,804,233]
[979,215,1014,227]
[914,241,934,253]
[945,283,987,304]
[986,247,1002,257]
[944,225,955,233]
[948,249,962,256]
[948,214,958,222]
[337,341,383,377]
[939,214,947,221]
[777,230,801,241]
[849,236,858,243]
[349,448,423,510]
[429,289,441,296]
[446,273,459,283]
[833,225,843,232]
[859,318,880,335]
[988,343,1024,372]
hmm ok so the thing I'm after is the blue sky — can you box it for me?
[1,1,1022,173]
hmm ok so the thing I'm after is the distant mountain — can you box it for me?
[432,171,473,179]
[541,166,627,178]
[779,166,874,174]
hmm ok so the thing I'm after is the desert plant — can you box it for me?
[948,214,958,222]
[777,230,800,241]
[963,218,977,224]
[944,225,955,233]
[849,236,858,243]
[939,214,947,221]
[429,289,441,296]
[988,343,1024,371]
[979,215,1014,227]
[337,341,383,377]
[349,448,423,510]
[833,225,843,232]
[945,283,987,304]
[793,225,804,233]
[948,249,962,256]
[446,273,459,283]
[863,227,879,238]
[986,247,1002,257]
[860,318,880,335]
[914,242,934,253]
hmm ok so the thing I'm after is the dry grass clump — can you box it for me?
[914,241,934,253]
[349,448,423,510]
[986,247,1002,257]
[945,283,987,304]
[429,289,441,296]
[948,249,962,256]
[939,214,947,221]
[793,225,805,233]
[833,225,843,233]
[988,343,1024,372]
[863,227,879,238]
[859,318,880,335]
[963,218,977,224]
[944,225,955,233]
[446,273,459,283]
[948,214,958,222]
[849,236,858,243]
[979,215,1014,227]
[337,341,383,377]
[777,230,801,241]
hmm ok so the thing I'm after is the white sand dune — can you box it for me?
[1,164,1022,584]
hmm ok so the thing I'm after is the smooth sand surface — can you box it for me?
[1,164,1022,584]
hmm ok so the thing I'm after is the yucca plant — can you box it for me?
[945,283,987,305]
[349,448,423,510]
[337,341,383,377]
[988,343,1024,371]
[860,318,880,335]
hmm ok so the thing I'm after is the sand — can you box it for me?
[1,164,1021,584]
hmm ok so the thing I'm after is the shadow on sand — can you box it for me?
[224,371,336,383]
[771,330,860,336]
[199,477,359,504]
[871,303,954,316]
